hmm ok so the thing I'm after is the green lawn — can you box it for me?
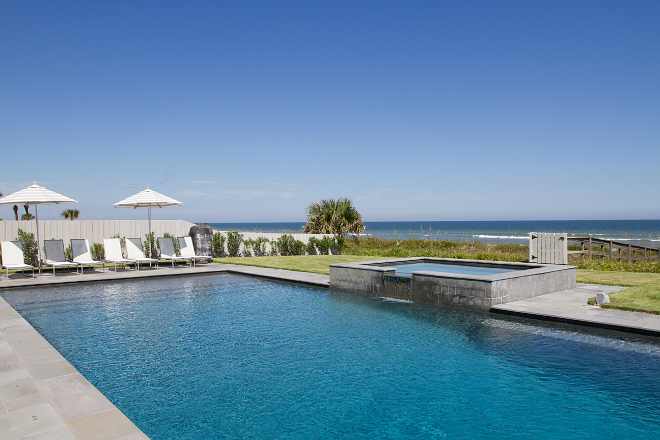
[577,269,660,315]
[214,256,660,315]
[213,255,396,275]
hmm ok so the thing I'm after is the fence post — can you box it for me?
[588,237,592,259]
[609,240,613,262]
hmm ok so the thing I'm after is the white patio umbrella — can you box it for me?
[114,188,182,257]
[0,183,78,272]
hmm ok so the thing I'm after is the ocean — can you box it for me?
[208,220,660,247]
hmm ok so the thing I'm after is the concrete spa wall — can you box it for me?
[329,258,577,311]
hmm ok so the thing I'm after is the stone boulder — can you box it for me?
[189,223,214,256]
[594,293,610,306]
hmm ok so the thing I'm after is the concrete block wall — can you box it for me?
[412,275,493,310]
[494,268,576,303]
[328,265,390,296]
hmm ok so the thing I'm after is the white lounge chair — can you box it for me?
[71,239,105,274]
[43,239,79,276]
[1,241,34,278]
[125,238,158,270]
[103,238,136,272]
[157,237,191,268]
[177,236,212,267]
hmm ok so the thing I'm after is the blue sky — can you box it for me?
[1,1,658,222]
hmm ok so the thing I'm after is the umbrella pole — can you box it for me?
[35,204,41,274]
[148,205,152,258]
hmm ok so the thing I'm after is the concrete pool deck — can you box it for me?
[1,263,659,439]
[491,284,660,337]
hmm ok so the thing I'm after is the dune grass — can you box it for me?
[342,237,529,262]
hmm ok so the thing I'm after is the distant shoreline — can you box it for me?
[208,220,660,247]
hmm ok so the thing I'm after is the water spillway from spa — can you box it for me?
[329,257,577,310]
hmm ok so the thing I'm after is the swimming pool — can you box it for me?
[3,274,659,439]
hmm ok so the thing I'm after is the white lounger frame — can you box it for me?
[71,239,105,274]
[1,241,34,278]
[43,239,79,276]
[125,238,159,271]
[103,238,136,272]
[157,237,191,268]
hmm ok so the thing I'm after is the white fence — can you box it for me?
[529,232,568,265]
[0,220,195,250]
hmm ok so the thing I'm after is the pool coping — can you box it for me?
[353,256,561,281]
[1,263,659,439]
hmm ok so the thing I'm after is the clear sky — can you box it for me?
[1,1,658,223]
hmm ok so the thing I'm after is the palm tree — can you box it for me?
[61,209,80,220]
[21,204,35,220]
[304,198,365,237]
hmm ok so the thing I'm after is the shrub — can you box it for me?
[292,239,306,255]
[65,244,73,262]
[307,237,318,255]
[253,237,269,256]
[270,239,281,256]
[279,235,295,256]
[334,235,345,254]
[243,239,254,257]
[317,236,334,255]
[212,232,226,257]
[163,232,180,255]
[143,232,157,258]
[91,243,105,261]
[275,235,307,256]
[16,229,38,265]
[226,231,243,257]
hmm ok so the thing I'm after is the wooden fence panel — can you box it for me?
[0,220,196,250]
[529,232,568,264]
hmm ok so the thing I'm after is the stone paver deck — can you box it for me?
[0,263,329,290]
[0,295,148,440]
[491,284,660,337]
[1,264,659,438]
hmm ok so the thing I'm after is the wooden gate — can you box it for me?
[529,232,567,264]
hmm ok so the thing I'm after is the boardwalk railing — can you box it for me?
[566,236,660,263]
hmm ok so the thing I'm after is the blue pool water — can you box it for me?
[388,262,517,276]
[3,274,660,439]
